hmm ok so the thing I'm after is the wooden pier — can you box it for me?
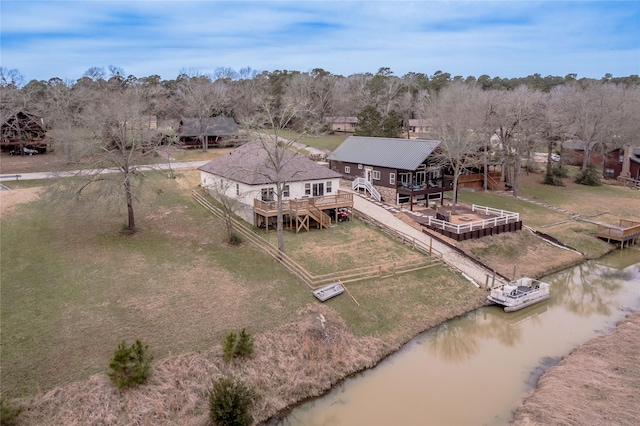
[596,219,640,248]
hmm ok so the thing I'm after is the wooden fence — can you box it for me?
[192,190,443,289]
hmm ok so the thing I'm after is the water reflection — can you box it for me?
[280,252,640,426]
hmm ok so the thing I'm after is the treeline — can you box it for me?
[1,66,639,126]
[1,65,639,197]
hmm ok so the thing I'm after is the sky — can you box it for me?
[1,0,639,83]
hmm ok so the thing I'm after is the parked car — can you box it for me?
[23,147,39,155]
[550,153,560,162]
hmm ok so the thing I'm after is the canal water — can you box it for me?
[280,249,640,426]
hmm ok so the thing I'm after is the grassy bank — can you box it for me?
[2,166,638,424]
[1,173,483,407]
[453,171,638,276]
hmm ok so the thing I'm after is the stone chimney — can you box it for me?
[620,144,631,178]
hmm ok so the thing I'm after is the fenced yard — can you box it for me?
[1,174,475,399]
[194,191,442,287]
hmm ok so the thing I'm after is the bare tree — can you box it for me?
[539,88,570,183]
[203,176,248,244]
[175,71,226,152]
[229,68,268,128]
[557,81,622,172]
[487,86,544,197]
[423,83,488,214]
[249,89,313,254]
[61,86,164,232]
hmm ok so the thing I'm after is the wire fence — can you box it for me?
[192,189,443,289]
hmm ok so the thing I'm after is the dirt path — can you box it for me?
[0,187,42,215]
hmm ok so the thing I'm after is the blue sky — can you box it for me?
[1,1,639,82]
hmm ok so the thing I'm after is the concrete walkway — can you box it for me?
[350,192,502,287]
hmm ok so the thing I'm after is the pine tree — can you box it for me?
[234,328,254,357]
[107,339,153,390]
[223,332,237,362]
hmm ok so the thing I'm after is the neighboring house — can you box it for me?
[142,115,157,130]
[404,119,433,139]
[603,145,640,181]
[1,110,48,153]
[561,139,604,167]
[179,116,239,147]
[199,141,353,231]
[324,116,358,133]
[327,136,453,206]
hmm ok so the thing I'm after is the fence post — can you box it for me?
[378,265,382,278]
[429,238,432,256]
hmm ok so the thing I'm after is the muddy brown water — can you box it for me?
[279,249,640,426]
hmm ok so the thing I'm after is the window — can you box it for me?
[261,188,274,202]
[389,173,395,185]
[372,170,381,180]
[619,155,624,163]
[399,172,410,187]
[326,181,332,193]
[358,164,363,169]
[345,166,351,174]
[236,183,239,196]
[283,185,290,197]
[305,183,311,196]
[416,171,427,186]
[604,168,615,177]
[313,183,324,197]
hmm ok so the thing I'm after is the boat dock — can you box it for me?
[596,219,640,248]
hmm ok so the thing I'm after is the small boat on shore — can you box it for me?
[487,277,550,312]
[313,283,344,302]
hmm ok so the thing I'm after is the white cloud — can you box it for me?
[1,1,637,81]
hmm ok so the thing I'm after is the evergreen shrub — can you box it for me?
[208,376,256,426]
[107,339,153,390]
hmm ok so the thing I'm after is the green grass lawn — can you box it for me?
[454,170,638,258]
[273,129,348,152]
[1,175,481,397]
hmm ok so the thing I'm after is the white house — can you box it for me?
[199,141,350,229]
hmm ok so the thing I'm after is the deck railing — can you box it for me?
[253,192,353,214]
[596,220,640,241]
[426,204,520,234]
[352,177,381,201]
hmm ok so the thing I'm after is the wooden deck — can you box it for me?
[253,191,354,233]
[417,204,522,241]
[596,219,640,247]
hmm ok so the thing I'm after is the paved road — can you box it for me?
[350,192,501,287]
[0,161,209,181]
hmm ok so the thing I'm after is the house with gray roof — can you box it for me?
[199,141,353,231]
[179,116,239,147]
[327,136,453,206]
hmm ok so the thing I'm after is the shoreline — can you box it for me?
[258,247,628,425]
[512,310,640,425]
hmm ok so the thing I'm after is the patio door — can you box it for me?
[312,182,324,197]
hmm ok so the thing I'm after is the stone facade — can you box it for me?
[376,185,397,204]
